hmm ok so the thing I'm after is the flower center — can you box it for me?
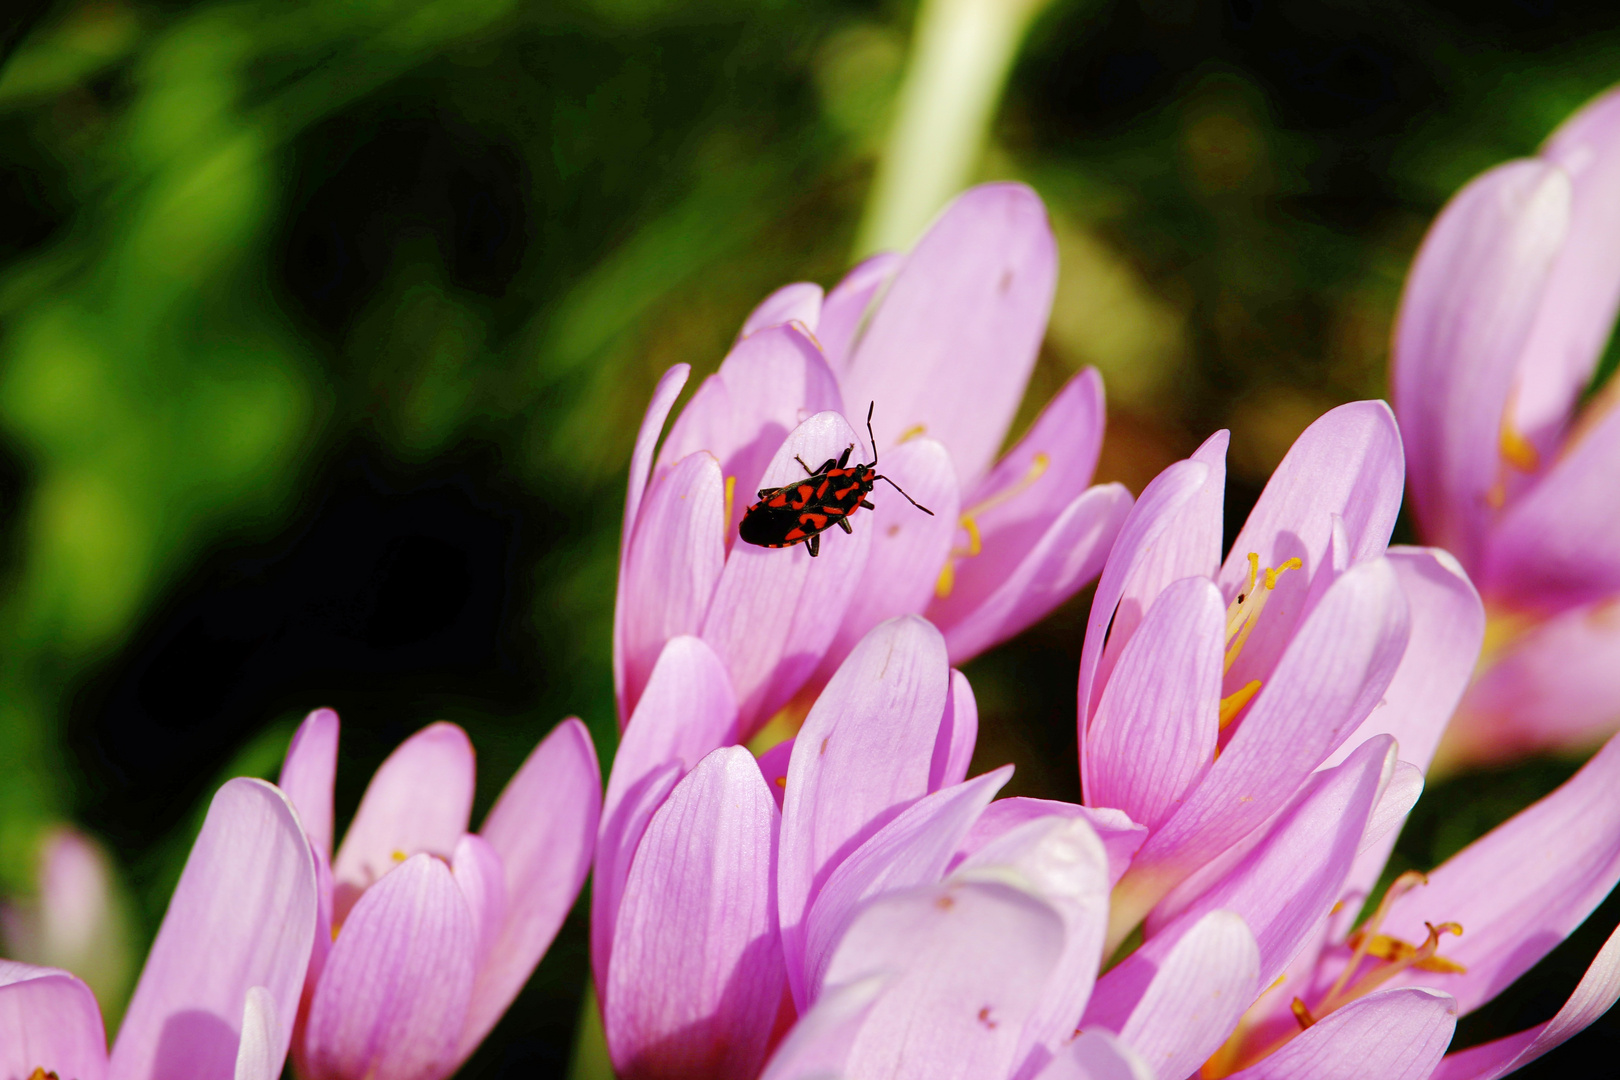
[934,453,1049,599]
[1200,871,1464,1078]
[30,1070,63,1080]
[1215,552,1301,733]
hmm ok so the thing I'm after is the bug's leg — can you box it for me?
[837,517,852,534]
[861,498,877,510]
[796,455,815,476]
[815,457,838,474]
[837,444,853,468]
[807,534,820,558]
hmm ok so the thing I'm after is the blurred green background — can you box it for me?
[0,0,1617,1075]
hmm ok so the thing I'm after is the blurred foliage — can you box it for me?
[0,0,1618,1075]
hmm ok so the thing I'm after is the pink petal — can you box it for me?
[930,669,979,792]
[758,976,887,1080]
[818,252,900,376]
[1031,1030,1155,1080]
[954,800,1145,888]
[1449,595,1620,761]
[304,854,476,1080]
[954,815,1112,1067]
[658,324,844,509]
[1391,160,1570,564]
[701,410,874,733]
[931,368,1111,639]
[1379,727,1620,1013]
[234,987,279,1080]
[778,616,952,1006]
[1217,401,1405,693]
[109,779,316,1080]
[615,449,727,719]
[740,282,824,340]
[1508,85,1620,447]
[1229,987,1456,1080]
[825,880,1067,1080]
[842,183,1059,487]
[802,768,1013,998]
[623,364,691,566]
[280,708,340,860]
[605,747,787,1080]
[465,717,599,1058]
[936,482,1133,664]
[595,637,738,995]
[1484,402,1620,607]
[0,961,107,1080]
[331,723,475,924]
[1132,559,1408,892]
[450,835,506,972]
[1084,576,1224,830]
[817,436,962,681]
[1429,917,1620,1080]
[1077,458,1213,728]
[757,735,794,809]
[1143,737,1396,988]
[1090,910,1260,1080]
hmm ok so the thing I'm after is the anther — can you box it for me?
[724,475,736,525]
[1219,680,1262,729]
[1290,998,1316,1030]
[898,423,928,443]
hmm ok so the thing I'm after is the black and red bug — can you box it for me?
[738,402,934,557]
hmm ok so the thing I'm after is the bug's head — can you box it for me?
[861,467,877,482]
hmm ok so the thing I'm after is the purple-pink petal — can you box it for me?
[935,482,1132,664]
[841,183,1059,488]
[930,669,979,793]
[605,747,787,1080]
[1429,919,1620,1080]
[0,961,108,1080]
[1391,159,1570,563]
[1228,987,1456,1080]
[330,722,475,924]
[1084,575,1224,830]
[758,976,886,1080]
[739,282,824,340]
[623,364,691,566]
[234,987,279,1080]
[824,880,1067,1080]
[450,835,506,974]
[700,410,874,733]
[616,449,727,717]
[818,252,899,376]
[954,799,1145,889]
[778,615,951,1006]
[303,854,476,1080]
[595,636,738,992]
[1379,727,1620,1013]
[109,778,317,1080]
[466,717,599,1057]
[280,707,340,860]
[1031,1030,1155,1080]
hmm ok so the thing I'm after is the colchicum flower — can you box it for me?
[615,181,1132,739]
[274,708,600,1080]
[1,777,320,1080]
[1,825,132,1009]
[1392,81,1620,766]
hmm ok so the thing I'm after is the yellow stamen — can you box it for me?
[1218,680,1262,729]
[934,454,1048,598]
[392,850,409,862]
[934,561,956,599]
[898,423,928,443]
[1323,870,1426,1005]
[961,516,983,557]
[1222,554,1302,673]
[1290,997,1316,1030]
[724,474,736,525]
[1499,419,1539,472]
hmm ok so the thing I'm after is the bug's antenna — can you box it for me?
[866,401,877,466]
[878,474,935,516]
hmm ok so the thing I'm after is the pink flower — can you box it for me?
[615,181,1132,738]
[760,726,1620,1080]
[1,826,131,1009]
[275,708,600,1080]
[1391,82,1620,765]
[1076,400,1485,952]
[1,777,321,1080]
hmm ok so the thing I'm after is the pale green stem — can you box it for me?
[567,981,616,1080]
[854,0,1060,257]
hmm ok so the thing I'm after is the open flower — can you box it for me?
[275,708,600,1080]
[615,182,1132,738]
[1,777,320,1080]
[1391,81,1620,766]
[1075,400,1489,952]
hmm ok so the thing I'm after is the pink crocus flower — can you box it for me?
[760,727,1620,1080]
[1391,81,1620,766]
[1,777,320,1080]
[615,181,1133,738]
[1,826,131,1009]
[1075,399,1487,952]
[274,708,600,1080]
